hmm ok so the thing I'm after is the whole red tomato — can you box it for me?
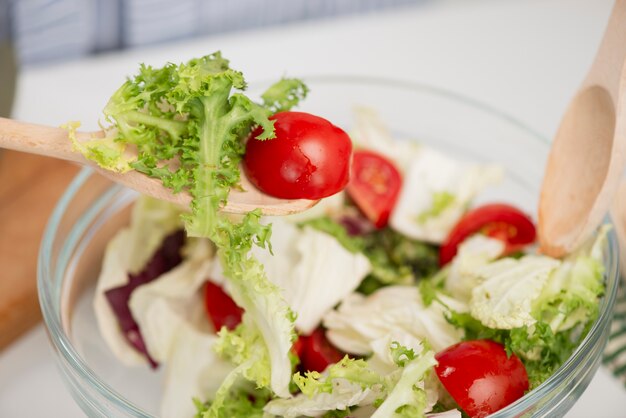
[435,340,529,418]
[244,111,352,200]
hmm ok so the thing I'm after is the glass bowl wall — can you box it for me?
[38,76,619,417]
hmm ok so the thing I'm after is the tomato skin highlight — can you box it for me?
[243,111,352,200]
[203,281,243,332]
[435,340,529,418]
[347,150,402,228]
[439,203,536,265]
[297,328,344,373]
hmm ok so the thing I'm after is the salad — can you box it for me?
[75,53,608,418]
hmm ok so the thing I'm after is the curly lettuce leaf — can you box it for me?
[446,311,590,389]
[78,53,309,411]
[265,343,438,418]
[65,121,134,172]
[264,356,381,418]
[261,78,310,113]
[444,228,609,389]
[194,387,271,418]
[372,347,437,418]
[210,211,296,400]
[532,226,608,333]
[94,52,307,238]
[294,356,382,397]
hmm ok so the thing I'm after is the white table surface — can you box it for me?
[2,0,625,416]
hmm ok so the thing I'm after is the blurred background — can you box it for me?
[0,0,427,117]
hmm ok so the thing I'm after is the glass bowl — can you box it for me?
[38,76,620,418]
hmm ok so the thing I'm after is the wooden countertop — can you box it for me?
[0,150,79,349]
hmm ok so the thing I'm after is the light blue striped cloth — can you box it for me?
[0,0,10,41]
[7,0,423,65]
[604,282,626,386]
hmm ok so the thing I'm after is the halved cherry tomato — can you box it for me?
[439,203,536,265]
[435,340,529,418]
[243,111,352,200]
[347,150,402,228]
[297,328,344,373]
[204,281,243,332]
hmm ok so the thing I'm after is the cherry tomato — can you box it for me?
[292,336,305,359]
[439,203,536,265]
[204,281,243,332]
[346,150,402,228]
[435,340,529,418]
[297,328,344,373]
[244,111,352,200]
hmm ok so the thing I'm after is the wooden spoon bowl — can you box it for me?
[539,0,626,257]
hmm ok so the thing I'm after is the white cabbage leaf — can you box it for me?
[444,235,505,302]
[265,340,439,418]
[252,219,371,334]
[93,196,184,366]
[264,378,379,418]
[125,196,183,273]
[533,225,609,332]
[160,324,232,418]
[324,286,465,354]
[128,239,234,418]
[470,255,561,329]
[129,239,214,361]
[371,345,438,418]
[390,147,503,243]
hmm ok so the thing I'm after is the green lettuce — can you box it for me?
[194,387,271,418]
[445,225,608,389]
[446,311,581,389]
[293,356,382,397]
[469,256,561,329]
[371,343,437,418]
[265,356,382,418]
[301,216,439,294]
[264,343,438,418]
[532,226,608,333]
[76,53,308,413]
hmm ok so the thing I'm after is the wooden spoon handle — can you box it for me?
[0,117,87,164]
[584,0,626,102]
[0,117,318,215]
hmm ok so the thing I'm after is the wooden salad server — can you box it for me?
[0,118,318,215]
[539,0,626,257]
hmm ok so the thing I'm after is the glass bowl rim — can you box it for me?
[37,75,620,417]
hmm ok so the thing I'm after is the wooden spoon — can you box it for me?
[539,0,626,257]
[0,117,318,215]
